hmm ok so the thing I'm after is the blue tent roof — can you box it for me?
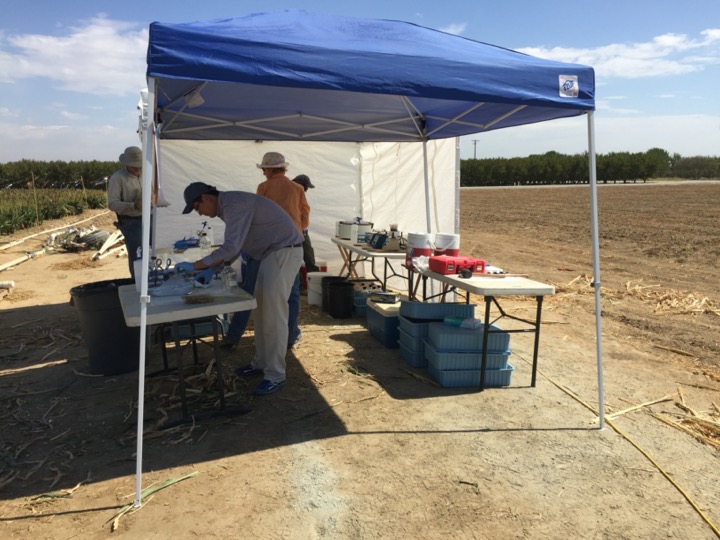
[147,10,595,142]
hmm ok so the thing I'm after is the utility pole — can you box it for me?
[472,139,480,159]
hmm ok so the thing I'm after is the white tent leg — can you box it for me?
[134,79,157,507]
[454,138,461,235]
[587,111,605,430]
[421,139,440,300]
[422,140,431,233]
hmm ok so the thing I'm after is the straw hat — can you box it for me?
[256,152,289,169]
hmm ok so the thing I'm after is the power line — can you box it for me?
[472,139,480,159]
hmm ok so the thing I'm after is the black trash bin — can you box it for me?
[328,281,356,319]
[321,276,347,312]
[70,278,140,375]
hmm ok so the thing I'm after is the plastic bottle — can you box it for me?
[444,316,482,330]
[199,232,210,249]
[220,262,238,290]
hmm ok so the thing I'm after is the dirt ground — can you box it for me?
[1,182,719,540]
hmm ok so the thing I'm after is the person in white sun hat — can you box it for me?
[255,152,310,349]
[107,146,153,280]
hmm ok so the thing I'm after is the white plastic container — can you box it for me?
[433,232,460,256]
[405,232,433,268]
[336,221,373,240]
[307,272,330,305]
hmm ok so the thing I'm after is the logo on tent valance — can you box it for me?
[559,75,579,98]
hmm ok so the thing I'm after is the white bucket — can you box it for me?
[405,232,434,267]
[433,232,460,257]
[307,272,330,305]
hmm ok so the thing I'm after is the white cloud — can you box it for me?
[701,28,720,42]
[60,110,88,120]
[0,16,147,96]
[519,29,720,79]
[438,23,466,36]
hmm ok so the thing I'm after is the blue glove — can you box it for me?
[174,261,195,275]
[195,267,216,285]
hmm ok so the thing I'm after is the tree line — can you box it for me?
[1,148,718,189]
[461,148,720,186]
[0,159,118,189]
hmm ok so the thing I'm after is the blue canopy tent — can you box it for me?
[134,10,605,505]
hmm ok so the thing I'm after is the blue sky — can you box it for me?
[1,0,718,162]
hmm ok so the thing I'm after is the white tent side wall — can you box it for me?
[359,141,457,236]
[152,139,457,275]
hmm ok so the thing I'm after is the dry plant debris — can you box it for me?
[553,275,719,316]
[628,388,720,451]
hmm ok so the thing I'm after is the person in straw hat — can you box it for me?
[107,146,153,280]
[223,152,310,351]
[255,152,309,348]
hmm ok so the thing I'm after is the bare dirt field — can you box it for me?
[1,182,719,539]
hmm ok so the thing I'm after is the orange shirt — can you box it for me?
[256,172,310,233]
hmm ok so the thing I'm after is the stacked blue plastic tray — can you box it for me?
[397,301,475,368]
[425,322,514,388]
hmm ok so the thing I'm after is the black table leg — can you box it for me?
[479,295,492,391]
[531,296,543,387]
[172,321,189,419]
[212,318,227,408]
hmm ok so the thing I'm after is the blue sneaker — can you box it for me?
[234,364,263,377]
[254,379,287,395]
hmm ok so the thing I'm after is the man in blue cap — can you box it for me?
[175,181,303,395]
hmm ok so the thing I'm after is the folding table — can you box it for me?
[331,236,407,291]
[118,282,256,425]
[414,270,555,390]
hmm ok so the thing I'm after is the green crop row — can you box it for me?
[0,188,107,235]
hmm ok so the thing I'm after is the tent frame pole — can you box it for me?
[422,140,431,233]
[586,111,605,430]
[134,78,157,507]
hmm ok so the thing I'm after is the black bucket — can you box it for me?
[328,281,356,319]
[70,278,140,375]
[321,276,347,312]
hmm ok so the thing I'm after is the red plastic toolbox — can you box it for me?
[428,255,485,275]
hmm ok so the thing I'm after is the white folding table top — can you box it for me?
[331,236,406,260]
[118,282,256,327]
[418,270,555,297]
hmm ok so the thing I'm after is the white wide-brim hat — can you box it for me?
[119,146,143,168]
[257,151,289,169]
